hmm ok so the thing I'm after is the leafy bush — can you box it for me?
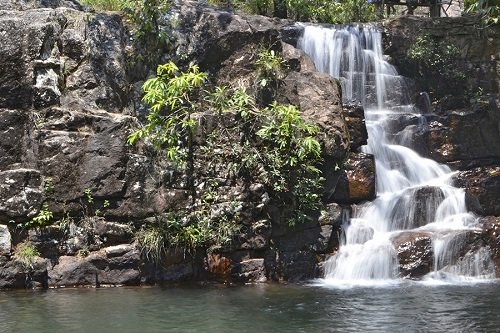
[256,48,287,88]
[25,204,53,229]
[128,61,207,164]
[407,35,465,96]
[464,0,500,26]
[121,0,173,67]
[136,207,241,263]
[256,103,323,224]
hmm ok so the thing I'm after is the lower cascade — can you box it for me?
[298,25,496,285]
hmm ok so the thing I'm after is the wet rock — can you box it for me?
[319,203,345,226]
[280,251,319,281]
[389,186,445,230]
[454,166,500,216]
[416,108,500,169]
[343,103,368,152]
[0,169,43,222]
[330,152,376,204]
[391,231,433,279]
[482,216,500,276]
[0,225,11,255]
[231,258,266,283]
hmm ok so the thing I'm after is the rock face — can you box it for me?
[454,166,500,216]
[0,1,356,288]
[383,17,500,171]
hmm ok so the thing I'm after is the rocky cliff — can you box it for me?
[0,0,364,288]
[0,0,498,289]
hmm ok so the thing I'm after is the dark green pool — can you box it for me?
[1,281,499,332]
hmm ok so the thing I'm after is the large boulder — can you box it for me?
[329,152,376,204]
[48,244,140,287]
[391,231,433,279]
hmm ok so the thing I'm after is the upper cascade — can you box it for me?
[298,24,496,285]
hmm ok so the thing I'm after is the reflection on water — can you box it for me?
[1,283,499,332]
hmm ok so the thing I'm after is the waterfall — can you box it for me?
[298,25,496,285]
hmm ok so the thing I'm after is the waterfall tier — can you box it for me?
[298,24,496,286]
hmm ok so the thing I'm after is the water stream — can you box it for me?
[297,25,496,286]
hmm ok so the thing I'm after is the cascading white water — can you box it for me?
[298,25,496,285]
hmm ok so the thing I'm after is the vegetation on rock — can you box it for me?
[128,55,325,258]
[14,242,40,270]
[464,0,500,27]
[406,34,465,98]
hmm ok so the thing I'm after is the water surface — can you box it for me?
[1,282,499,332]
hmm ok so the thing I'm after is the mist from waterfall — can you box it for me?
[298,25,496,286]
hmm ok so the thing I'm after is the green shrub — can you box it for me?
[25,204,53,229]
[129,59,327,234]
[15,242,40,270]
[407,35,466,96]
[128,61,208,164]
[464,0,499,26]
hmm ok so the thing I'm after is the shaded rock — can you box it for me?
[0,224,11,255]
[330,152,376,204]
[94,219,134,246]
[231,258,266,283]
[415,107,500,169]
[236,219,271,250]
[482,216,500,276]
[0,109,30,169]
[391,231,433,279]
[384,16,500,102]
[28,225,66,258]
[0,256,49,289]
[343,103,368,152]
[0,169,42,222]
[280,251,319,282]
[140,248,200,283]
[454,166,500,216]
